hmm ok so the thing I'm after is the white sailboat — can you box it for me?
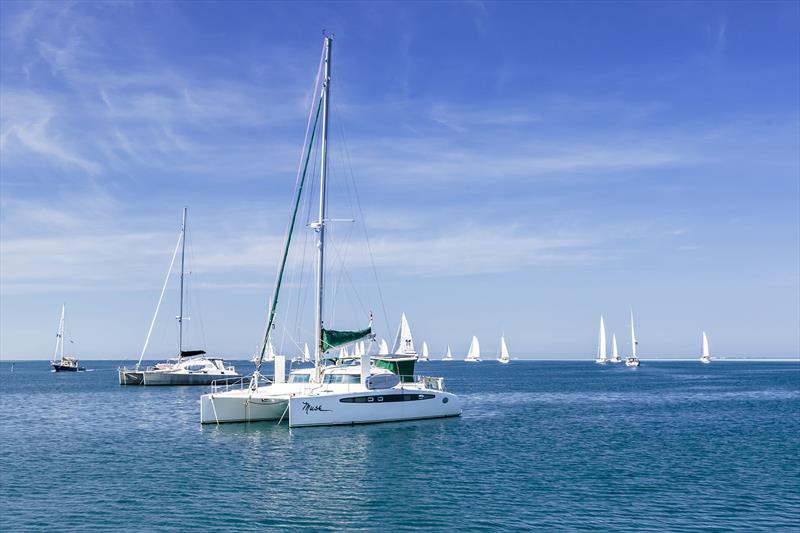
[378,338,389,355]
[303,343,311,363]
[497,336,510,364]
[201,36,460,426]
[442,345,453,361]
[465,336,481,362]
[118,208,240,385]
[595,316,608,364]
[51,304,84,372]
[610,333,622,363]
[626,310,641,367]
[700,331,712,364]
[392,313,417,357]
[420,341,429,362]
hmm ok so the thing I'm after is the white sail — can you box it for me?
[465,336,481,362]
[303,343,311,362]
[392,313,416,356]
[378,338,389,355]
[264,340,276,361]
[498,336,510,363]
[596,316,607,362]
[443,345,453,361]
[420,341,429,361]
[611,334,620,361]
[701,331,711,362]
[630,311,638,359]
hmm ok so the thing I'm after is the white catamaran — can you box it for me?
[51,304,84,372]
[465,336,481,362]
[595,315,608,364]
[700,331,712,364]
[118,208,240,386]
[626,311,641,367]
[497,336,510,364]
[610,333,622,363]
[200,36,460,426]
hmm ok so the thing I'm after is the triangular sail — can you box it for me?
[702,332,710,359]
[53,304,65,364]
[392,313,416,355]
[443,345,453,360]
[597,316,607,361]
[630,311,638,359]
[303,343,311,362]
[612,334,619,359]
[378,338,389,355]
[499,336,510,362]
[466,336,480,361]
[421,341,429,360]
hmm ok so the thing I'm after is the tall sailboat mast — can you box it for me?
[178,207,187,355]
[630,310,638,359]
[54,304,65,363]
[314,35,332,375]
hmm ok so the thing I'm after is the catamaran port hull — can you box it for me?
[288,390,462,428]
[200,392,288,424]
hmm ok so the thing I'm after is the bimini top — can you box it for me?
[179,350,207,358]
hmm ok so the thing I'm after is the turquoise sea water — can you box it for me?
[1,360,798,531]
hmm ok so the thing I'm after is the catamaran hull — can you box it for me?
[200,393,288,424]
[288,390,462,428]
[119,370,240,386]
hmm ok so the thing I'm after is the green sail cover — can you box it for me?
[321,326,372,352]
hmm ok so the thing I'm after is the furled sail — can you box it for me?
[321,325,372,352]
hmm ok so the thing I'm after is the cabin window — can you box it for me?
[288,374,310,383]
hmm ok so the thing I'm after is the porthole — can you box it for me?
[442,397,449,404]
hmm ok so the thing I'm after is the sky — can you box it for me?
[1,1,798,361]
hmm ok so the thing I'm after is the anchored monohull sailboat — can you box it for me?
[51,305,84,372]
[200,36,460,426]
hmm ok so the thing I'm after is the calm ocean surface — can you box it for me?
[1,360,798,531]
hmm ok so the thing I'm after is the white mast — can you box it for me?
[314,35,332,380]
[177,207,187,355]
[630,310,638,359]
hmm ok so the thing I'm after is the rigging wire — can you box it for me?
[331,85,391,337]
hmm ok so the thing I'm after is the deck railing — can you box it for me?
[210,375,272,393]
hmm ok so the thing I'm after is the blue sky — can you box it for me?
[1,1,798,360]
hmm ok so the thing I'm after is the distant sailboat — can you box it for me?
[51,304,84,372]
[497,336,510,364]
[595,316,608,364]
[442,345,453,361]
[610,333,622,363]
[465,336,481,362]
[420,341,429,362]
[392,313,417,357]
[378,338,389,355]
[626,311,641,367]
[700,332,711,364]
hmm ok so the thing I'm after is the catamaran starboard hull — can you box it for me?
[287,389,462,428]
